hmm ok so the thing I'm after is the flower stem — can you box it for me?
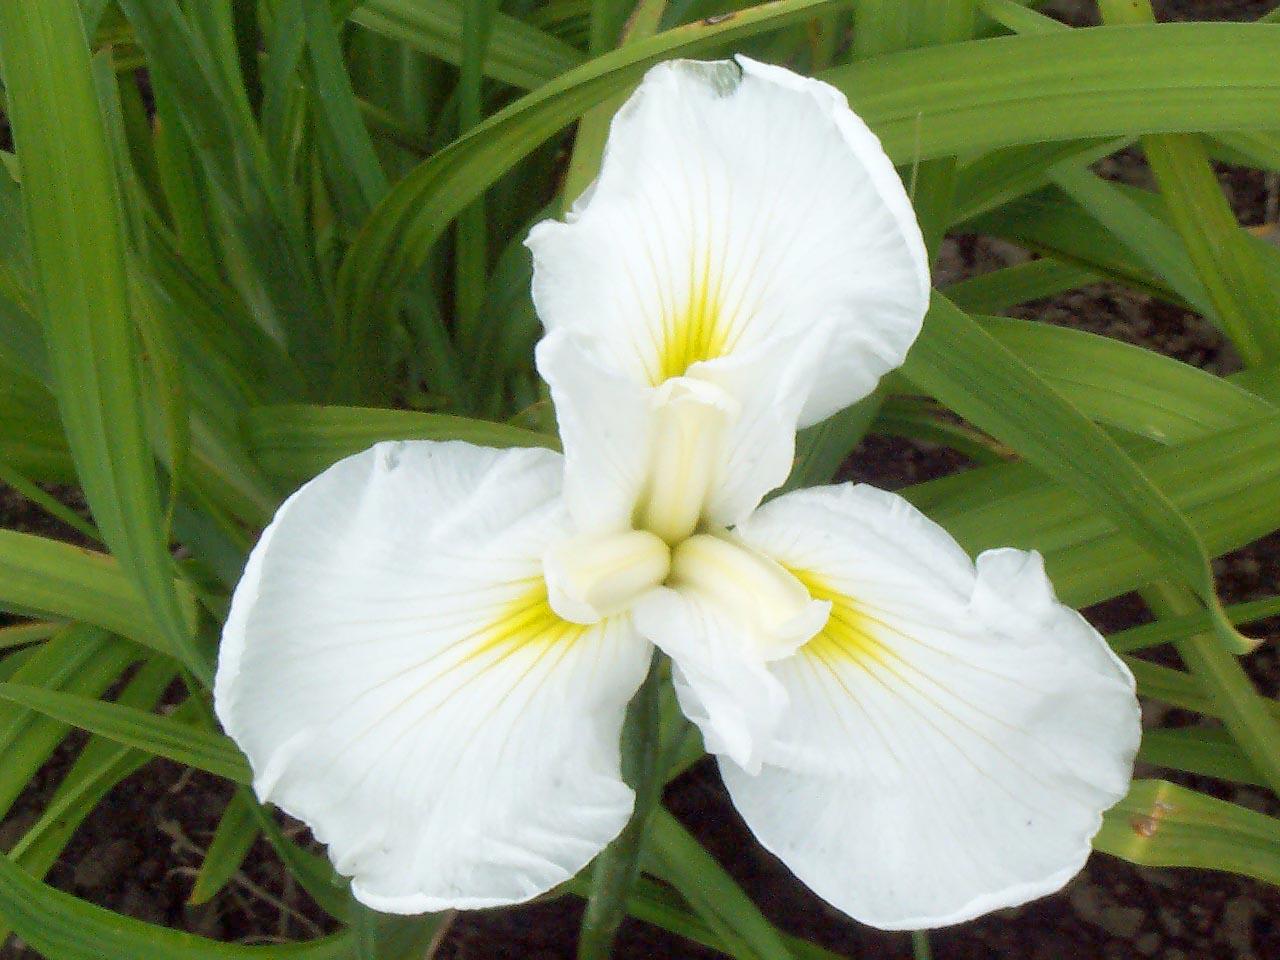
[577,651,664,960]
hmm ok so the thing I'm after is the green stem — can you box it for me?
[911,930,933,960]
[577,652,664,960]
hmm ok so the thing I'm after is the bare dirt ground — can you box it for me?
[3,1,1280,957]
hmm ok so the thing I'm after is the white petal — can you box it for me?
[632,585,787,774]
[215,441,652,913]
[535,331,654,535]
[527,56,928,423]
[632,534,829,774]
[538,321,829,536]
[720,484,1141,929]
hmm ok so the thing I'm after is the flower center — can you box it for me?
[544,530,672,625]
[668,533,830,660]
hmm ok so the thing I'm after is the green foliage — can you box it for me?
[1,0,1279,957]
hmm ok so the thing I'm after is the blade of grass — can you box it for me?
[351,0,583,90]
[649,807,795,960]
[187,791,259,906]
[1095,780,1280,886]
[1138,728,1262,788]
[1099,0,1280,367]
[0,683,252,784]
[0,529,195,657]
[1142,580,1280,804]
[578,653,663,960]
[0,848,357,959]
[0,656,174,944]
[1110,595,1280,654]
[453,0,504,354]
[904,294,1254,654]
[0,0,204,677]
[823,23,1280,162]
[944,258,1103,314]
[245,403,555,484]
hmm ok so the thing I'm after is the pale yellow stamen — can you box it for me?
[633,379,734,545]
[669,533,829,659]
[544,530,671,624]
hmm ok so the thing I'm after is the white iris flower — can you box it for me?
[215,57,1141,931]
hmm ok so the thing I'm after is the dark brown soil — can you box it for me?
[5,3,1280,958]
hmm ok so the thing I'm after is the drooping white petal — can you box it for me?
[632,533,829,774]
[717,484,1141,930]
[527,55,929,422]
[215,441,652,913]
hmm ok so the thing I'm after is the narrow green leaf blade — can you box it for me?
[0,849,356,959]
[1096,780,1280,886]
[245,404,555,485]
[904,294,1250,652]
[0,529,193,657]
[0,682,251,784]
[0,0,201,674]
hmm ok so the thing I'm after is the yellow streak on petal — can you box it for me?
[461,580,590,667]
[655,258,730,383]
[789,570,886,668]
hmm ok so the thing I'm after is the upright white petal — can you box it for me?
[529,56,928,532]
[215,441,652,913]
[718,484,1140,929]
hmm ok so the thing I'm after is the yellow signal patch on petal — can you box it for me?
[790,570,887,670]
[655,259,733,383]
[464,580,590,665]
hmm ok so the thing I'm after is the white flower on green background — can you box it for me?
[214,57,1140,931]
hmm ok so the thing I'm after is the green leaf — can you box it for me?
[944,258,1101,314]
[187,791,259,906]
[351,0,584,90]
[1110,594,1280,654]
[962,186,1186,306]
[246,404,556,485]
[649,808,795,960]
[0,529,195,657]
[0,621,60,651]
[0,627,140,817]
[919,411,1280,610]
[0,0,202,676]
[978,316,1275,445]
[1094,0,1280,368]
[1141,132,1280,367]
[1144,579,1280,806]
[0,682,252,784]
[302,0,390,226]
[903,294,1251,652]
[825,24,1280,163]
[0,849,357,959]
[1096,780,1280,886]
[1049,164,1213,318]
[0,656,174,944]
[1137,728,1262,788]
[335,0,848,397]
[116,0,337,388]
[950,136,1122,225]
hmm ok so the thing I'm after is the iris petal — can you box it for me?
[529,56,929,535]
[215,441,652,912]
[714,484,1141,928]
